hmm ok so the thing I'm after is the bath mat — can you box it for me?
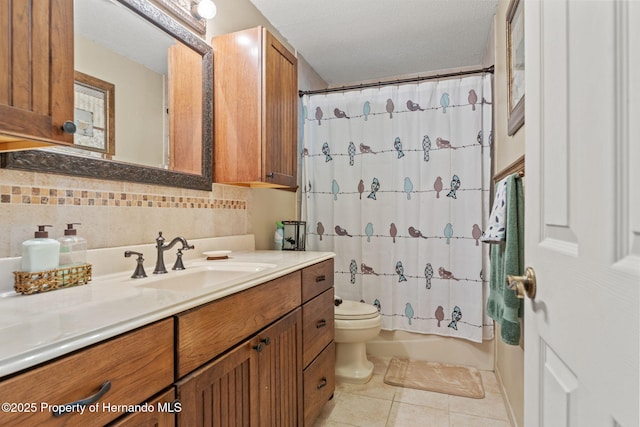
[383,357,485,399]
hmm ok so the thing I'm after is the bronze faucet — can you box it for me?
[153,232,194,274]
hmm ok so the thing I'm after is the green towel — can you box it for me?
[487,174,524,345]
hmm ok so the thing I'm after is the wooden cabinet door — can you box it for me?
[212,27,297,188]
[257,309,302,427]
[176,338,260,427]
[212,27,262,185]
[168,43,203,175]
[262,29,298,188]
[0,0,74,148]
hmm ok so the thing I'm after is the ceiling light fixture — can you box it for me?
[192,0,216,20]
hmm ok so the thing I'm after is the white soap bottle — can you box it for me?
[274,221,284,250]
[21,225,61,272]
[57,223,87,266]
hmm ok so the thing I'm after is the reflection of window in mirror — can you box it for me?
[73,71,115,158]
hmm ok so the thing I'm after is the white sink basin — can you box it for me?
[135,269,246,292]
[133,262,276,292]
[189,261,278,272]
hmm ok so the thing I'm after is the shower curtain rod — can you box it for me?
[298,65,494,97]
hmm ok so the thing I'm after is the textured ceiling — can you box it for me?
[248,0,498,86]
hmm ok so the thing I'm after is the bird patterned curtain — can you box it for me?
[302,75,493,342]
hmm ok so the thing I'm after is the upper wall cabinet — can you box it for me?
[0,0,75,150]
[212,27,298,189]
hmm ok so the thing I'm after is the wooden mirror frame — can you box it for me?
[1,0,213,191]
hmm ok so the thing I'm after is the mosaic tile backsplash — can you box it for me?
[1,185,247,210]
[0,170,252,258]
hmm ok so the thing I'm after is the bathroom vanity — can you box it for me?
[0,251,335,426]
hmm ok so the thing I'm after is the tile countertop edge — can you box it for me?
[0,250,335,379]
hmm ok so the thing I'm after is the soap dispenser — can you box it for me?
[57,223,87,266]
[274,221,284,250]
[21,225,61,272]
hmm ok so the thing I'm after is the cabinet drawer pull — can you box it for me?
[316,319,327,328]
[52,380,111,417]
[315,275,326,282]
[253,343,264,353]
[317,377,328,389]
[266,172,275,179]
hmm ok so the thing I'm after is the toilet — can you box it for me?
[334,300,382,384]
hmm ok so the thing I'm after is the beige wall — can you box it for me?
[0,169,252,258]
[75,35,165,168]
[492,1,525,426]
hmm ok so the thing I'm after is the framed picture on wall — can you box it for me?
[507,0,524,135]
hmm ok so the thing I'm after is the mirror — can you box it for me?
[1,0,213,191]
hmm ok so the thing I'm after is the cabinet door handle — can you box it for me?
[316,319,327,328]
[315,275,326,282]
[317,377,328,389]
[260,337,271,346]
[52,380,111,417]
[266,172,274,179]
[253,343,264,353]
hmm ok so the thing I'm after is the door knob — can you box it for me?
[506,267,537,299]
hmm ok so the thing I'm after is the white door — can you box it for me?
[525,1,639,426]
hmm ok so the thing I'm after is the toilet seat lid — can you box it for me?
[335,300,379,320]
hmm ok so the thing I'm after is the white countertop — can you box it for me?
[0,249,334,378]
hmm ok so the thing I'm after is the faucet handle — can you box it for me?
[124,251,147,279]
[172,249,186,271]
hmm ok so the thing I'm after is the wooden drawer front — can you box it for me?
[176,272,301,377]
[303,342,335,427]
[109,387,176,427]
[302,288,334,368]
[301,259,334,303]
[0,319,173,427]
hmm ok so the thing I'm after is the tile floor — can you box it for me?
[313,356,513,427]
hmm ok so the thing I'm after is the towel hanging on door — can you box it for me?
[486,174,524,345]
[481,177,509,243]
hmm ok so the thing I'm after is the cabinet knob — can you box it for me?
[260,337,271,346]
[253,343,263,353]
[317,377,328,389]
[266,172,274,179]
[61,120,77,134]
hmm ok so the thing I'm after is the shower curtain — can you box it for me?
[302,75,493,343]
